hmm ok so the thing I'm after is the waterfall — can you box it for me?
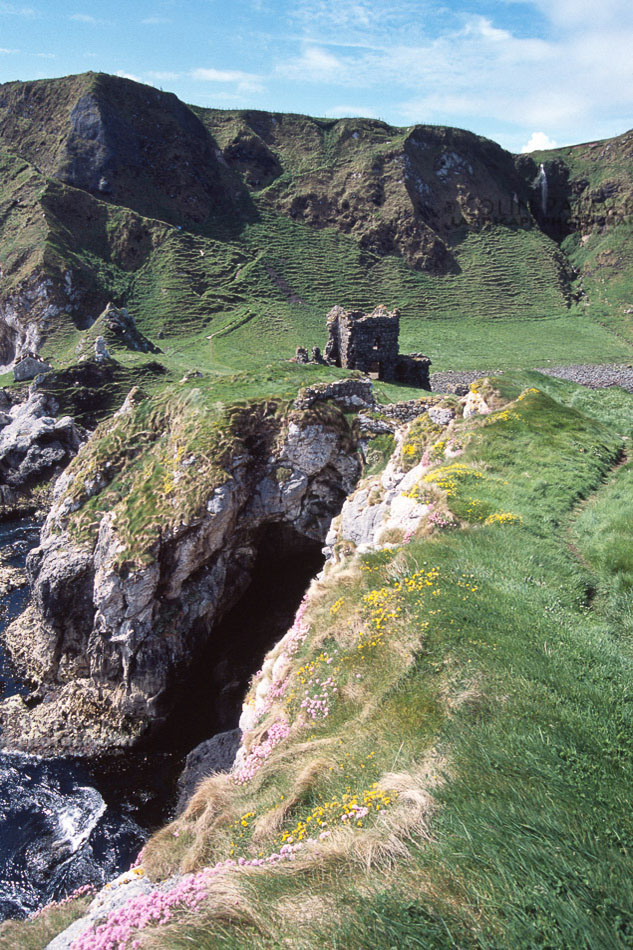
[537,163,548,215]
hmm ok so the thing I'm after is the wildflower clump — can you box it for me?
[517,387,540,401]
[484,511,523,526]
[330,597,344,616]
[279,783,398,843]
[296,651,340,720]
[361,586,402,645]
[427,507,457,529]
[71,841,319,950]
[423,463,484,497]
[233,720,291,785]
[357,566,440,651]
[399,414,443,471]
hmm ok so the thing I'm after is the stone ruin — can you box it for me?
[323,305,431,389]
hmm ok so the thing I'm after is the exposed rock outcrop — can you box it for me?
[324,404,458,558]
[175,728,241,815]
[0,399,361,754]
[91,303,161,355]
[13,354,52,382]
[0,387,87,506]
[0,270,75,370]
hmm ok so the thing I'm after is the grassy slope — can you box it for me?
[0,149,48,291]
[14,372,632,949]
[140,376,633,948]
[103,205,633,381]
[1,74,631,396]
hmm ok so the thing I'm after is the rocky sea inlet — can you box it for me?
[0,517,143,921]
[0,511,324,922]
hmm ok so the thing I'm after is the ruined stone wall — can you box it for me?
[294,377,374,411]
[325,305,400,380]
[394,354,431,390]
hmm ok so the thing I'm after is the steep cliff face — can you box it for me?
[201,109,536,273]
[0,73,249,226]
[514,130,633,324]
[515,129,633,241]
[0,390,361,754]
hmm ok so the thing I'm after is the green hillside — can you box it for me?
[0,73,631,391]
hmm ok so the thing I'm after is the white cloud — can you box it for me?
[69,13,108,24]
[524,0,633,29]
[237,80,265,94]
[521,131,559,153]
[325,104,378,118]
[190,67,265,97]
[116,69,143,83]
[0,47,18,53]
[191,67,262,83]
[289,1,421,34]
[141,16,171,25]
[0,3,36,16]
[277,46,348,82]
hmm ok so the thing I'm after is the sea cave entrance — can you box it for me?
[154,523,325,760]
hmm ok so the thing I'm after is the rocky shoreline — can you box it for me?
[431,362,633,393]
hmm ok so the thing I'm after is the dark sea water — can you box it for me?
[0,518,146,921]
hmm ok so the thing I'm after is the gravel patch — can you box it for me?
[430,370,501,394]
[537,364,633,392]
[431,364,633,394]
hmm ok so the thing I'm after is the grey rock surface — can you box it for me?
[13,355,51,382]
[94,335,110,362]
[0,390,86,493]
[176,728,241,814]
[339,488,389,546]
[97,303,161,354]
[45,870,155,950]
[428,406,455,426]
[0,405,362,754]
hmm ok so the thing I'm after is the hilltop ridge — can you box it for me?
[0,71,631,385]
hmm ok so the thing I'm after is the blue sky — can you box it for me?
[0,0,632,152]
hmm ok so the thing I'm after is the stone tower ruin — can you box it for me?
[324,305,431,389]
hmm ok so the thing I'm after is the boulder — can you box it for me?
[13,355,51,382]
[94,336,110,362]
[175,728,241,814]
[0,390,86,493]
